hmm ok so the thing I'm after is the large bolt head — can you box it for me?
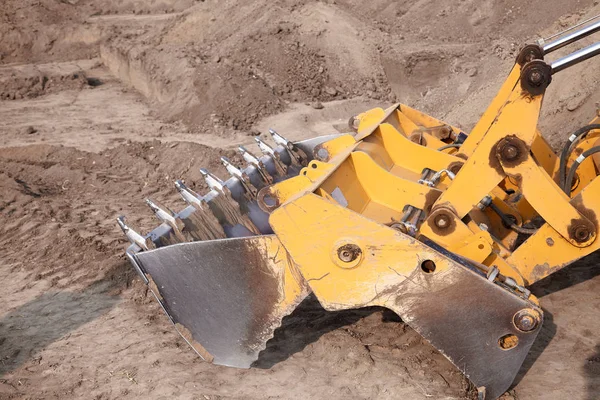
[502,144,519,161]
[529,71,543,85]
[434,214,450,229]
[513,309,541,332]
[574,225,590,242]
[337,244,362,263]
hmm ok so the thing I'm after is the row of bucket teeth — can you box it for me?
[118,129,309,252]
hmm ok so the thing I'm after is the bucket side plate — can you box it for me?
[135,235,309,367]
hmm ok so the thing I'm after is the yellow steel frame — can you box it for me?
[260,56,600,290]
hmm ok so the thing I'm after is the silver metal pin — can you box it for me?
[269,128,293,149]
[117,216,149,250]
[199,168,225,191]
[239,145,261,165]
[255,137,276,156]
[146,199,178,226]
[175,180,204,208]
[221,156,243,179]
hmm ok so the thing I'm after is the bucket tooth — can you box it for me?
[255,136,277,156]
[221,156,244,178]
[177,178,258,238]
[239,145,261,165]
[175,180,227,241]
[221,156,258,199]
[146,198,186,234]
[205,192,261,236]
[255,137,287,176]
[239,145,274,184]
[116,216,152,250]
[268,128,292,149]
[268,128,308,166]
[175,180,204,208]
[200,168,225,192]
[178,173,260,237]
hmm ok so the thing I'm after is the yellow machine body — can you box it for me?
[121,31,600,400]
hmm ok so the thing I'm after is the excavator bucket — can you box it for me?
[119,19,600,400]
[134,236,309,367]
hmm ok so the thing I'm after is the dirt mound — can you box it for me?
[0,69,94,101]
[3,0,598,136]
[2,0,600,399]
[0,141,237,292]
[97,0,600,135]
[0,0,90,64]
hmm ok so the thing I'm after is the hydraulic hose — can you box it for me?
[488,202,538,235]
[438,143,461,151]
[564,145,600,197]
[558,124,600,190]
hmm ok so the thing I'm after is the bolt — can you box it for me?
[574,225,590,242]
[514,309,540,332]
[529,70,543,85]
[337,244,361,263]
[517,315,536,331]
[390,223,408,234]
[546,237,554,246]
[525,51,536,63]
[348,116,361,131]
[434,213,450,229]
[502,144,519,161]
[316,148,329,161]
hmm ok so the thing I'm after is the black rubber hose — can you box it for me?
[559,124,600,190]
[564,145,600,197]
[488,202,538,235]
[438,143,461,151]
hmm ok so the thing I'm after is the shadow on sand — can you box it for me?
[253,294,384,368]
[0,287,118,376]
[512,252,600,396]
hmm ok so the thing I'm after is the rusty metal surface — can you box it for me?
[385,246,543,399]
[135,236,309,368]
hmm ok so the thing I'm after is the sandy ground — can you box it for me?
[1,0,600,399]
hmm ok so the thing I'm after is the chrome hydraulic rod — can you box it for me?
[551,41,600,73]
[543,19,600,54]
[542,14,600,43]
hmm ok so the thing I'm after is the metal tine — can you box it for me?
[268,128,307,166]
[174,180,228,241]
[221,156,244,179]
[175,180,204,208]
[117,216,149,250]
[200,168,225,191]
[239,145,274,184]
[221,156,258,199]
[268,128,293,150]
[145,198,184,231]
[255,136,276,156]
[239,145,261,165]
[255,137,287,176]
[197,170,259,234]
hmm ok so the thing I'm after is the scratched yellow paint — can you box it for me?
[270,194,453,309]
[257,70,600,291]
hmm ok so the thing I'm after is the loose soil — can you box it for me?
[1,0,600,399]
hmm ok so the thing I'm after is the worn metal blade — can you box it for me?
[384,256,541,399]
[134,235,310,367]
[269,194,544,400]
